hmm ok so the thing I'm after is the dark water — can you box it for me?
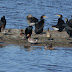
[0,44,72,72]
[0,0,72,72]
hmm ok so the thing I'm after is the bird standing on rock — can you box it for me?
[20,30,26,39]
[46,28,51,38]
[27,15,47,34]
[27,15,38,26]
[35,15,47,34]
[25,26,33,38]
[1,16,6,29]
[0,16,6,32]
[20,30,25,36]
[64,18,72,37]
[52,14,65,32]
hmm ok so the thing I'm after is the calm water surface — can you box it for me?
[0,0,72,30]
[0,0,72,72]
[0,44,72,72]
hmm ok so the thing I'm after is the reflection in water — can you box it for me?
[24,45,32,51]
[0,42,8,48]
[0,44,5,48]
[23,45,36,51]
[0,44,72,72]
[0,42,5,44]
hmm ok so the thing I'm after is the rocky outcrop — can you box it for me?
[0,29,72,47]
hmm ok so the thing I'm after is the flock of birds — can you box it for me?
[0,14,72,50]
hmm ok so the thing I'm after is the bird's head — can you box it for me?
[65,19,68,22]
[40,15,48,20]
[27,15,33,18]
[56,14,62,18]
[21,30,23,32]
[1,16,5,21]
[3,16,5,19]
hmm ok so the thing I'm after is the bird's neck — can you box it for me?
[60,17,62,20]
[66,20,68,23]
[40,18,44,20]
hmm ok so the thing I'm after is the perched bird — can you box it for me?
[64,18,72,37]
[52,15,65,32]
[35,15,47,34]
[45,43,54,50]
[20,30,25,36]
[1,29,9,34]
[27,15,38,26]
[46,28,51,38]
[27,34,37,44]
[0,16,6,32]
[65,19,68,24]
[1,16,6,29]
[20,30,25,39]
[25,26,33,38]
[65,18,72,27]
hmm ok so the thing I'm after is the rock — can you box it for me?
[0,29,72,47]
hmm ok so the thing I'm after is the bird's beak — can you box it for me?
[65,19,67,21]
[56,15,61,17]
[43,16,48,18]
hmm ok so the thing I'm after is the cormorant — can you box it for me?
[0,16,6,32]
[35,15,47,34]
[65,19,68,23]
[52,15,65,32]
[25,26,33,38]
[27,15,38,26]
[64,18,72,37]
[1,16,6,29]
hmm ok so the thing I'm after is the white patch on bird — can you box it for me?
[28,38,37,43]
[27,20,35,26]
[52,27,59,30]
[29,23,35,26]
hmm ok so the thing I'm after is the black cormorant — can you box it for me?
[52,15,65,32]
[64,18,72,37]
[25,26,33,38]
[65,19,68,23]
[1,16,6,29]
[27,15,38,26]
[35,15,47,34]
[0,16,6,32]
